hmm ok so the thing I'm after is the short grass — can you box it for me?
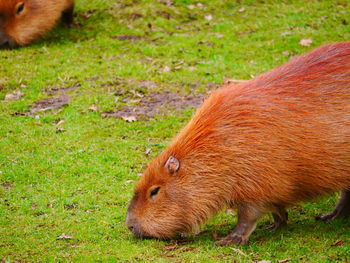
[1,0,350,262]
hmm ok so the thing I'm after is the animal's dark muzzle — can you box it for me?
[0,32,16,49]
[126,213,150,239]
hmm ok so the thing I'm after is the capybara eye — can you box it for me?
[149,186,160,198]
[16,2,25,15]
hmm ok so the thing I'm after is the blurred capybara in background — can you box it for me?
[126,42,350,245]
[0,0,74,48]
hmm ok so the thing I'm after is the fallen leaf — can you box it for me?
[224,79,246,85]
[187,4,195,9]
[231,248,247,256]
[216,33,223,38]
[280,31,291,37]
[299,38,313,47]
[4,91,24,101]
[238,7,245,12]
[331,240,344,246]
[160,66,171,73]
[57,233,73,240]
[122,116,137,122]
[282,51,290,56]
[56,127,65,133]
[164,243,178,250]
[278,259,292,263]
[188,66,197,71]
[89,105,99,112]
[55,120,65,126]
[258,261,271,263]
[64,203,78,210]
[125,180,134,184]
[53,108,63,115]
[205,14,213,21]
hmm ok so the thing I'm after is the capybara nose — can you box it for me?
[0,32,11,48]
[126,214,137,232]
[126,215,147,238]
[127,221,142,237]
[127,224,134,232]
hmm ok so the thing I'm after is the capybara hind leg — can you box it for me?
[62,3,74,26]
[267,206,288,231]
[215,205,262,246]
[317,190,350,221]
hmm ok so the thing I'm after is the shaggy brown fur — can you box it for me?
[126,42,350,245]
[0,0,74,47]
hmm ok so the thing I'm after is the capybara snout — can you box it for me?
[126,164,194,239]
[0,30,13,48]
[127,42,350,245]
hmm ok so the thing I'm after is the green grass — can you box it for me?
[1,0,350,262]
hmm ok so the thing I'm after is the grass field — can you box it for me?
[1,0,350,262]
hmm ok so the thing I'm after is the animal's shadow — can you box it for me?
[34,8,115,48]
[195,212,350,247]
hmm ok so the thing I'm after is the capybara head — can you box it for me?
[126,155,192,239]
[0,0,72,47]
[126,130,233,239]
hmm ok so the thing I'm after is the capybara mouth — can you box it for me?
[128,224,152,239]
[128,225,181,240]
[0,37,17,49]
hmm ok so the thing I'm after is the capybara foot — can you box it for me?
[316,211,337,221]
[267,208,287,231]
[317,190,350,221]
[317,209,350,221]
[215,233,247,246]
[266,221,286,232]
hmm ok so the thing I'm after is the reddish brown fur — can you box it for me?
[0,0,74,47]
[127,43,350,243]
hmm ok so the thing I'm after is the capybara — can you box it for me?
[0,0,74,48]
[126,42,350,245]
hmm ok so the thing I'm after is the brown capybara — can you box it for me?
[126,42,350,245]
[0,0,74,48]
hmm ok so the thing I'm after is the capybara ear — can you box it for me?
[165,156,180,174]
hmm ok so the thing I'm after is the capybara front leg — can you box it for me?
[215,204,262,246]
[266,206,288,231]
[62,3,75,26]
[317,190,350,221]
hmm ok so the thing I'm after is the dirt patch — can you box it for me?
[26,83,80,114]
[30,96,69,114]
[45,83,81,95]
[102,91,207,120]
[2,183,13,190]
[111,35,144,41]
